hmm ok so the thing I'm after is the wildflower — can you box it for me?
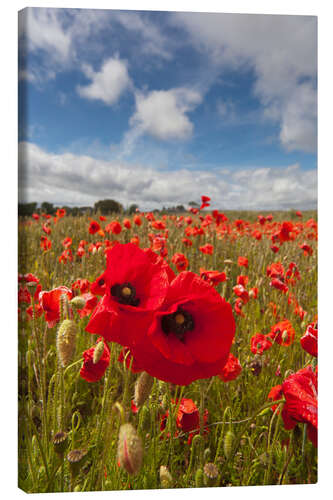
[300,321,318,357]
[250,333,273,355]
[39,286,73,328]
[269,319,295,346]
[129,271,235,385]
[199,244,214,255]
[106,221,122,234]
[268,366,317,447]
[218,353,242,382]
[86,244,173,347]
[199,269,227,286]
[171,253,189,272]
[237,256,248,268]
[80,338,110,382]
[88,220,101,235]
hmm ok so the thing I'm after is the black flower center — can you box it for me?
[110,282,140,306]
[98,278,105,286]
[161,307,195,343]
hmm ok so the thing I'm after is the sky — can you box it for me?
[18,8,317,211]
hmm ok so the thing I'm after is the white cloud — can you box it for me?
[18,142,317,211]
[172,12,317,153]
[77,58,131,106]
[130,88,202,141]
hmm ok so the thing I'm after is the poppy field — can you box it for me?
[18,201,318,492]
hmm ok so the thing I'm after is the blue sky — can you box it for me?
[18,8,317,210]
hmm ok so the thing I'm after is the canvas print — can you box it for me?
[18,8,317,493]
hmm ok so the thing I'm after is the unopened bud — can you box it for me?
[57,319,77,367]
[195,468,204,488]
[70,296,86,310]
[117,423,143,475]
[26,281,37,294]
[93,341,105,364]
[203,462,219,487]
[224,430,235,459]
[134,372,154,408]
[159,465,173,488]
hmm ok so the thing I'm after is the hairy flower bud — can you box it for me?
[159,465,173,488]
[93,340,105,364]
[56,319,77,367]
[134,372,154,408]
[70,296,86,310]
[224,430,235,459]
[117,423,143,475]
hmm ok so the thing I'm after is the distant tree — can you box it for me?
[128,203,139,215]
[188,201,199,207]
[94,199,123,214]
[41,202,55,215]
[18,202,37,217]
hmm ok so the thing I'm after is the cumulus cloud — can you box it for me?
[77,58,132,106]
[130,88,202,141]
[18,142,317,211]
[172,12,317,153]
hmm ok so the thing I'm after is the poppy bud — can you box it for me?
[117,423,143,475]
[134,372,154,408]
[159,465,173,488]
[224,430,235,459]
[53,431,68,456]
[93,340,105,364]
[203,462,219,486]
[70,296,86,310]
[26,281,37,294]
[56,319,77,367]
[195,468,204,488]
[67,449,88,478]
[282,330,289,343]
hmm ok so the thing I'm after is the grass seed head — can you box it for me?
[56,319,77,367]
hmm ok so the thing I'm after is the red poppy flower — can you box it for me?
[249,287,259,299]
[39,286,73,328]
[236,275,248,287]
[72,278,90,294]
[56,208,66,218]
[26,303,43,320]
[237,256,248,268]
[268,384,283,412]
[200,195,211,210]
[299,243,313,256]
[269,366,317,447]
[106,221,122,235]
[300,321,318,357]
[270,245,280,253]
[199,244,214,255]
[218,353,242,382]
[199,269,227,286]
[233,284,249,304]
[129,271,235,385]
[234,298,244,316]
[171,253,189,272]
[250,333,272,355]
[42,223,51,235]
[182,238,193,247]
[32,213,40,221]
[86,243,172,347]
[160,398,209,444]
[270,277,288,294]
[88,220,101,235]
[123,218,132,229]
[267,262,284,279]
[99,215,106,221]
[80,338,110,382]
[268,319,295,346]
[133,215,142,226]
[189,207,199,215]
[62,237,72,249]
[40,236,52,251]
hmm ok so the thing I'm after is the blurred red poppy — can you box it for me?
[237,256,248,268]
[199,244,214,255]
[172,253,189,272]
[218,353,242,382]
[250,333,272,355]
[88,220,101,234]
[300,321,318,357]
[199,269,227,286]
[268,319,295,346]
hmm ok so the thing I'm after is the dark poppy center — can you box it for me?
[161,307,195,343]
[110,282,140,306]
[98,278,105,286]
